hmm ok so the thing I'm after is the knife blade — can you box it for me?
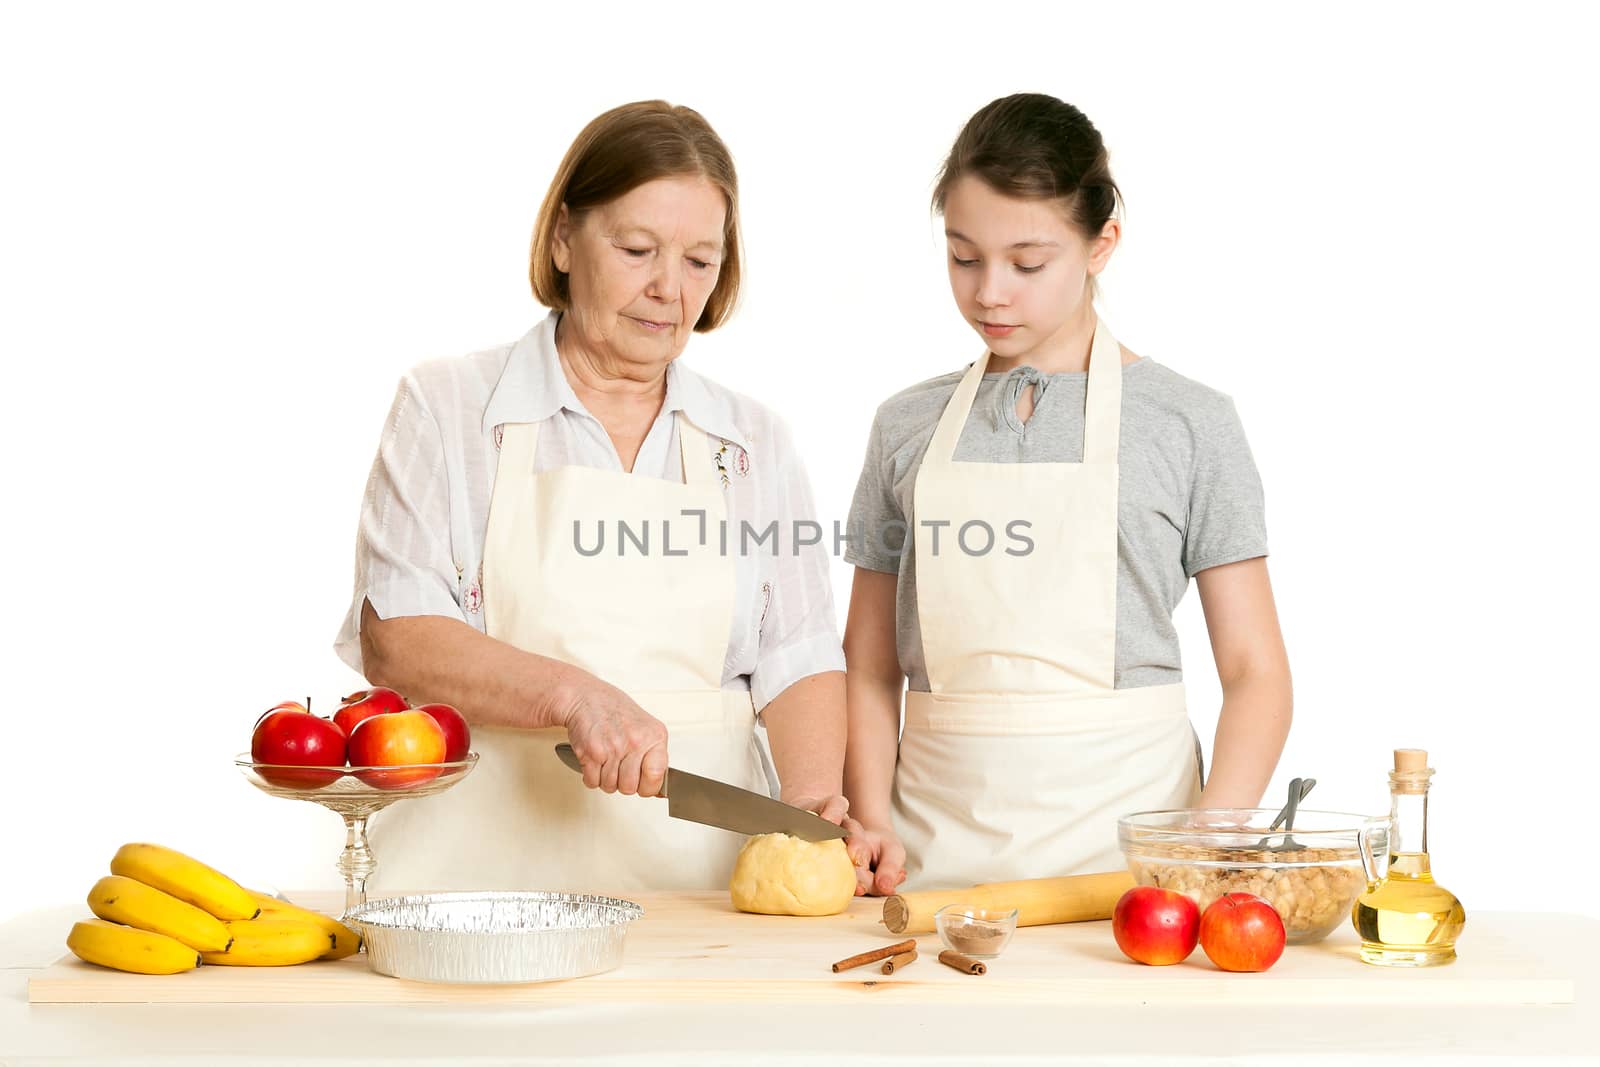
[553,743,848,842]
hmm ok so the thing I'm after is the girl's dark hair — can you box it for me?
[933,94,1122,296]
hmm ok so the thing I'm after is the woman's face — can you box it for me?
[554,175,726,374]
[942,174,1115,363]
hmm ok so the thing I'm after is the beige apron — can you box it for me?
[893,315,1202,889]
[369,412,767,893]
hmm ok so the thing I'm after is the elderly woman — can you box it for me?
[332,101,847,892]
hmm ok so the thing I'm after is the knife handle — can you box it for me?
[552,743,670,797]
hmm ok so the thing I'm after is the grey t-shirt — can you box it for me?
[844,357,1268,691]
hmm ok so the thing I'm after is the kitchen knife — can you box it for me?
[553,743,848,843]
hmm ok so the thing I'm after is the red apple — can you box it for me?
[253,699,309,729]
[1199,892,1286,972]
[413,703,471,762]
[1112,886,1201,966]
[251,710,347,788]
[333,687,408,739]
[348,709,447,789]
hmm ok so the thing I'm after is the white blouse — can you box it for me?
[333,311,846,712]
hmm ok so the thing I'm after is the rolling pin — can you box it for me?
[881,870,1134,934]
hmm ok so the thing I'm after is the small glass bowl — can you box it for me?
[934,904,1019,959]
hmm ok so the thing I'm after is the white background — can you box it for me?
[2,1,1596,926]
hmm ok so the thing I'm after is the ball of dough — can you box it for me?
[728,833,855,916]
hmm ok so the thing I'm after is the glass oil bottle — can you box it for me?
[1352,748,1466,966]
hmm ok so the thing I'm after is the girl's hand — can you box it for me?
[841,816,907,897]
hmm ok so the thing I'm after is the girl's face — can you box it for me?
[942,175,1117,365]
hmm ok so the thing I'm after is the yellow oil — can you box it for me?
[1352,853,1466,967]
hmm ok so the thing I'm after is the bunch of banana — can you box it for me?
[66,842,361,975]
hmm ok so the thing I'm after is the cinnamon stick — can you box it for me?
[938,949,986,975]
[879,949,918,975]
[830,938,917,973]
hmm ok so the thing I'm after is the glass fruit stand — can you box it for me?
[236,754,477,917]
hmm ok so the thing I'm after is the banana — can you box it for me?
[88,875,233,953]
[201,917,333,966]
[109,843,260,921]
[67,918,201,975]
[248,890,361,960]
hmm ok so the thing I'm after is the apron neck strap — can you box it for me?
[677,416,720,488]
[923,352,991,465]
[499,420,540,479]
[1081,315,1122,464]
[925,315,1125,466]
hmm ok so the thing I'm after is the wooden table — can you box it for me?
[5,892,1595,1062]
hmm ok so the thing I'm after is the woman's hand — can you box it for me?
[842,816,907,897]
[556,677,670,798]
[783,793,850,826]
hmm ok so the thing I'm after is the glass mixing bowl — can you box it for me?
[1118,808,1385,944]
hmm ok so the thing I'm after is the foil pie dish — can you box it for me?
[343,890,644,984]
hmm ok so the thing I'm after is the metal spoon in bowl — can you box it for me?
[1256,777,1317,852]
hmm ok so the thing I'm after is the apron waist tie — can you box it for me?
[904,683,1188,736]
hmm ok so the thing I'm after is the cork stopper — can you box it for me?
[1394,748,1428,772]
[1390,748,1432,794]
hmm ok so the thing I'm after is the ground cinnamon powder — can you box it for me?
[943,925,1005,955]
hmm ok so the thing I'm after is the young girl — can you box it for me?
[841,94,1292,894]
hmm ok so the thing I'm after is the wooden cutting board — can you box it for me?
[27,891,1575,1005]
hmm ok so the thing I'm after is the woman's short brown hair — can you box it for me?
[529,101,742,331]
